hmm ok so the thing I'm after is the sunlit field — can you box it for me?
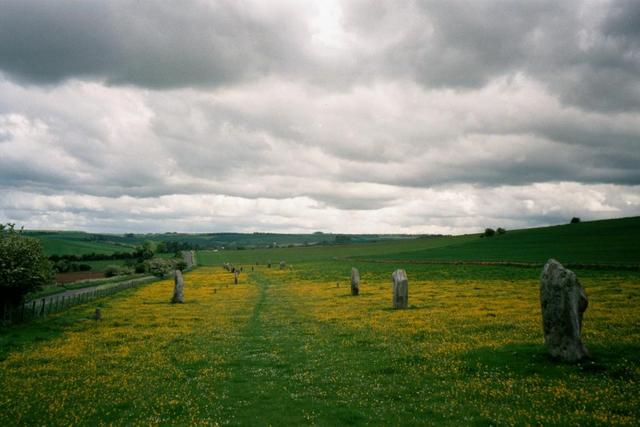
[1,262,638,425]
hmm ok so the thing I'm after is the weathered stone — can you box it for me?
[351,267,360,296]
[540,259,589,362]
[267,261,271,268]
[392,269,408,309]
[172,270,184,303]
[234,271,239,285]
[181,250,196,269]
[279,261,286,269]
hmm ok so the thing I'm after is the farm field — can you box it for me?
[24,231,136,257]
[1,262,639,425]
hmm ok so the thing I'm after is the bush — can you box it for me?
[144,258,177,278]
[0,224,54,306]
[497,227,507,235]
[483,228,496,237]
[570,217,581,224]
[104,265,133,277]
[134,263,147,274]
[175,260,188,271]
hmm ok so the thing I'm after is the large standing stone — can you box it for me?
[392,269,408,309]
[172,270,184,303]
[267,260,271,268]
[351,267,360,296]
[234,271,239,285]
[279,261,286,269]
[540,259,589,362]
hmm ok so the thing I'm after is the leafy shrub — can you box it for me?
[0,224,54,306]
[497,227,507,235]
[104,265,132,277]
[175,260,188,271]
[483,228,496,237]
[144,258,177,278]
[134,263,147,273]
[571,217,581,224]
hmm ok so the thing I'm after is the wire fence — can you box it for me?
[1,276,158,326]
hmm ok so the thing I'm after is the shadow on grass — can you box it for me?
[462,342,640,380]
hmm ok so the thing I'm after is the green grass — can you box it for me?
[197,216,640,268]
[2,217,638,424]
[366,216,640,265]
[0,266,638,425]
[25,231,136,256]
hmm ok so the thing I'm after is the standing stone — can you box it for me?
[267,261,271,268]
[279,261,286,269]
[172,270,184,303]
[181,250,194,269]
[92,308,102,321]
[540,259,589,362]
[392,269,408,309]
[251,266,254,272]
[351,267,360,296]
[234,271,239,285]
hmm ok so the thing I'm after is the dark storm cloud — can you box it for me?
[1,0,638,113]
[0,0,309,88]
[340,0,640,112]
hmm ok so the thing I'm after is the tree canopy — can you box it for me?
[0,224,54,306]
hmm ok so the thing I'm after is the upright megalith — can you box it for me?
[172,270,184,303]
[539,259,589,362]
[351,267,360,296]
[234,271,239,285]
[279,261,286,269]
[181,250,196,269]
[267,260,271,268]
[392,269,408,309]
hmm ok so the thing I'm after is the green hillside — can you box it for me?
[24,231,136,256]
[198,216,640,267]
[362,216,640,266]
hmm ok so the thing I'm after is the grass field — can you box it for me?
[0,265,638,425]
[197,216,640,268]
[24,231,136,256]
[2,217,638,425]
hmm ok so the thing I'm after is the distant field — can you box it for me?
[197,234,475,266]
[364,216,640,266]
[198,217,640,267]
[25,231,136,256]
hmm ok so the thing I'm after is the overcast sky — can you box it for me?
[1,0,639,234]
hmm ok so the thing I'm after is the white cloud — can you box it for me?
[0,1,639,233]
